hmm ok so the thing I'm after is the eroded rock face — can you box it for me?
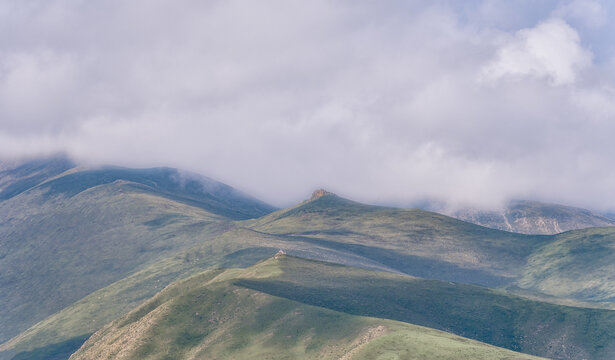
[446,200,615,235]
[311,189,334,200]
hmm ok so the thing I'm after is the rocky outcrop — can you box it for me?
[311,189,334,200]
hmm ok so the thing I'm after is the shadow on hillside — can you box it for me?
[235,273,615,360]
[9,334,90,360]
[282,234,512,287]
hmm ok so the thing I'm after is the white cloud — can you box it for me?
[481,18,592,85]
[1,1,615,211]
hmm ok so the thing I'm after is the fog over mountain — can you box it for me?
[2,0,615,210]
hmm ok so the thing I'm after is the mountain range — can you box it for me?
[1,156,614,360]
[442,200,615,235]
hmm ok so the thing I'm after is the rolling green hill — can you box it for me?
[249,192,547,285]
[3,192,547,357]
[7,190,615,359]
[0,160,276,347]
[68,256,547,360]
[232,256,615,360]
[1,227,403,356]
[4,179,615,359]
[517,227,615,302]
[251,193,615,304]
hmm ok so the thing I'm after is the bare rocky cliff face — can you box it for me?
[449,200,615,235]
[311,189,334,200]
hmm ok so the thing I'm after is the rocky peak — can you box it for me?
[311,189,334,200]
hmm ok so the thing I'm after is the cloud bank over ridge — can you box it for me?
[1,0,615,209]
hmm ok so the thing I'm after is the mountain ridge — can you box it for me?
[2,160,615,360]
[0,158,277,347]
[441,199,615,235]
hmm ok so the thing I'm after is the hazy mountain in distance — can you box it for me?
[437,199,615,235]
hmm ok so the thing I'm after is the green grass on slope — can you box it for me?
[250,195,615,305]
[517,227,615,302]
[249,194,547,285]
[235,256,615,360]
[0,181,230,345]
[69,258,545,360]
[3,226,405,355]
[7,194,615,359]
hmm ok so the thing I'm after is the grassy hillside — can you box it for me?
[7,196,544,356]
[516,227,615,302]
[447,200,615,235]
[0,164,275,346]
[1,227,404,355]
[251,194,615,303]
[5,190,615,359]
[234,256,615,360]
[0,181,227,345]
[69,257,546,360]
[38,167,276,220]
[250,193,546,285]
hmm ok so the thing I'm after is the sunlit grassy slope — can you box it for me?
[234,256,615,360]
[5,191,546,356]
[517,227,615,301]
[251,194,615,304]
[2,227,401,355]
[7,192,615,359]
[69,256,547,360]
[0,164,275,346]
[250,194,547,284]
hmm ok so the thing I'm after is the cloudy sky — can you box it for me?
[1,0,615,209]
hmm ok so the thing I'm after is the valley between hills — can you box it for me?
[1,157,615,360]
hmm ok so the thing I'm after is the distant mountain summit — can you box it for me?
[446,200,615,235]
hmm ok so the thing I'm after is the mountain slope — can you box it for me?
[446,200,615,235]
[249,193,546,285]
[0,155,75,201]
[0,162,275,346]
[10,191,615,358]
[516,227,615,302]
[5,189,615,359]
[234,256,615,360]
[1,226,407,356]
[12,192,545,356]
[38,167,276,220]
[69,257,546,360]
